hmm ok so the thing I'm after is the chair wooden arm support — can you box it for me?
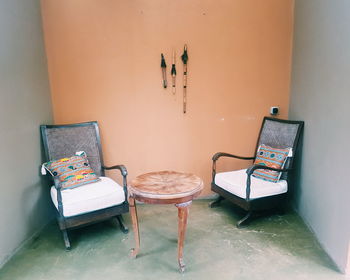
[212,153,255,182]
[53,177,64,217]
[244,165,293,200]
[246,165,293,176]
[212,152,255,162]
[53,176,63,190]
[103,164,128,178]
[102,165,128,201]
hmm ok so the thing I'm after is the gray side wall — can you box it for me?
[0,0,53,266]
[289,0,350,273]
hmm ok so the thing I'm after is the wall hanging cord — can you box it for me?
[171,50,176,94]
[181,45,188,113]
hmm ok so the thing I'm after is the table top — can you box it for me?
[129,171,203,201]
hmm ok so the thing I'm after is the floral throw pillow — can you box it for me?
[252,144,291,183]
[41,151,100,189]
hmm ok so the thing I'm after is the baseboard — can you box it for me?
[0,218,54,270]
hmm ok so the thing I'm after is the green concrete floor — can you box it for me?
[0,200,348,280]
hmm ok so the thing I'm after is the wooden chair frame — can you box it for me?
[210,117,304,227]
[41,121,129,249]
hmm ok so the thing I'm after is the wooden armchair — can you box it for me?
[41,121,129,249]
[211,117,304,227]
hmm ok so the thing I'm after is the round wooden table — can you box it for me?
[128,171,203,272]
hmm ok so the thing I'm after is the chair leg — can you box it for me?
[237,211,253,228]
[62,229,71,250]
[209,196,225,208]
[116,215,129,234]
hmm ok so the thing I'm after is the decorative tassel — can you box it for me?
[75,151,86,156]
[41,164,47,175]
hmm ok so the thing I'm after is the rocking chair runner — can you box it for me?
[210,117,304,227]
[41,121,129,249]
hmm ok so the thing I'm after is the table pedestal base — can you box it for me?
[129,197,192,272]
[176,201,191,272]
[129,197,140,258]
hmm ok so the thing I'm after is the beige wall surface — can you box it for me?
[41,0,294,195]
[0,0,53,267]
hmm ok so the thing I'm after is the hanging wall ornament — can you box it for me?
[161,53,167,88]
[171,50,176,94]
[181,45,188,113]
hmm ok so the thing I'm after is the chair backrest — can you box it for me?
[255,117,304,179]
[40,121,105,176]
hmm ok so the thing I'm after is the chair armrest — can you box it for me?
[212,152,255,162]
[53,177,62,190]
[103,165,128,177]
[53,177,64,217]
[244,165,293,201]
[212,152,255,183]
[246,165,293,176]
[102,165,128,202]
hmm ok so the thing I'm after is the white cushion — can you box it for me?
[50,176,126,217]
[214,169,288,199]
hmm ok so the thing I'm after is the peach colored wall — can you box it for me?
[41,0,294,196]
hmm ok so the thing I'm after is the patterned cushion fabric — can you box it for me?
[252,144,291,183]
[42,152,100,189]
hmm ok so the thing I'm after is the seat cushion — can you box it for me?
[214,169,287,199]
[50,176,126,217]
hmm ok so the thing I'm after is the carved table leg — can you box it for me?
[176,201,191,273]
[129,196,140,258]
